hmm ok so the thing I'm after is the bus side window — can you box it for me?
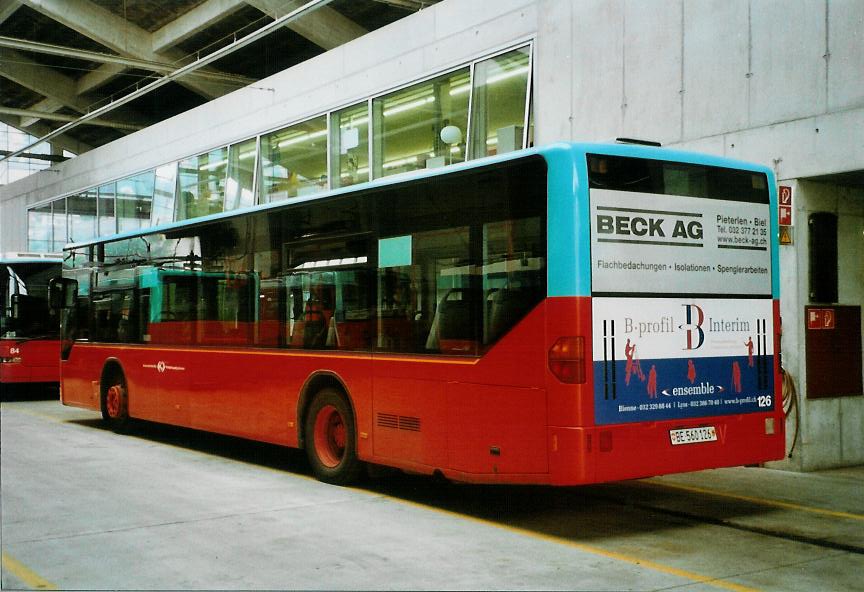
[302,282,333,349]
[256,279,283,347]
[378,227,472,355]
[481,217,544,346]
[377,269,416,352]
[431,287,479,355]
[91,290,140,343]
[328,269,371,351]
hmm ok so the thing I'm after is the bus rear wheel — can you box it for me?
[101,370,129,431]
[304,388,362,485]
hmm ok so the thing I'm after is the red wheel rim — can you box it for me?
[106,384,124,418]
[313,404,346,468]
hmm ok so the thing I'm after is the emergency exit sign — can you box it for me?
[778,185,792,225]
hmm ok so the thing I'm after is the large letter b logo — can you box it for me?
[680,304,705,350]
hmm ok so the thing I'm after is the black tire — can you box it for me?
[304,388,362,485]
[101,368,130,432]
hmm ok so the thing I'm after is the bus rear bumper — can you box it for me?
[548,413,786,486]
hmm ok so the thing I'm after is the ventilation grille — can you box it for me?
[377,413,421,432]
[378,413,398,429]
[398,416,421,432]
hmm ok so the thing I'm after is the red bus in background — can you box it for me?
[54,143,785,485]
[1,254,62,394]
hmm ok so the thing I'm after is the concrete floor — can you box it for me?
[2,396,862,591]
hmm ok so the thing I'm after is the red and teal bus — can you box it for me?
[54,142,784,484]
[1,254,62,392]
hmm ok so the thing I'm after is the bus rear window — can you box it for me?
[587,154,768,203]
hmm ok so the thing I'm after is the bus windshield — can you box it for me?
[1,262,61,339]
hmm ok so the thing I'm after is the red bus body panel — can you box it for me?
[1,339,60,385]
[59,296,785,485]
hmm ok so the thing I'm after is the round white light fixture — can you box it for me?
[440,125,462,145]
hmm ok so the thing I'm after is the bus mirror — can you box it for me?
[49,278,78,309]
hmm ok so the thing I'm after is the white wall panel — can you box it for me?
[347,9,436,74]
[533,0,574,143]
[423,6,536,72]
[828,0,864,110]
[750,0,826,126]
[570,0,624,140]
[433,0,534,39]
[622,0,682,145]
[840,397,864,465]
[673,106,864,181]
[682,0,749,139]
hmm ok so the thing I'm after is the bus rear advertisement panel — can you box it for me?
[589,174,776,427]
[590,188,772,297]
[592,297,774,425]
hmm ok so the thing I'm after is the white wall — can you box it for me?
[531,0,864,181]
[772,181,864,470]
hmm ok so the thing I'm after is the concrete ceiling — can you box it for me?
[0,0,440,159]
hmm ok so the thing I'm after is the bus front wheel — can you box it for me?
[304,388,362,485]
[101,370,129,431]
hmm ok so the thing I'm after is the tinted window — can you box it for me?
[72,156,548,356]
[587,154,769,203]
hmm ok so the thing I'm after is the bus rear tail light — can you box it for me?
[548,336,586,384]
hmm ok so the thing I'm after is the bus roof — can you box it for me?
[63,141,774,251]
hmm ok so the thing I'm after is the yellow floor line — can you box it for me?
[1,553,57,590]
[3,407,764,590]
[352,489,761,592]
[644,481,864,521]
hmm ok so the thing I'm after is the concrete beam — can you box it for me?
[246,0,367,50]
[0,0,21,25]
[152,0,247,53]
[19,98,65,128]
[0,36,255,92]
[0,48,94,113]
[75,63,129,95]
[369,0,439,10]
[0,49,136,134]
[0,106,144,130]
[21,0,151,56]
[20,0,237,99]
[2,0,335,163]
[0,115,93,155]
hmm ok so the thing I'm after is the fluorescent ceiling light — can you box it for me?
[199,159,227,171]
[277,129,327,148]
[383,96,434,117]
[449,64,530,96]
[295,256,368,270]
[340,116,368,128]
[487,65,530,85]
